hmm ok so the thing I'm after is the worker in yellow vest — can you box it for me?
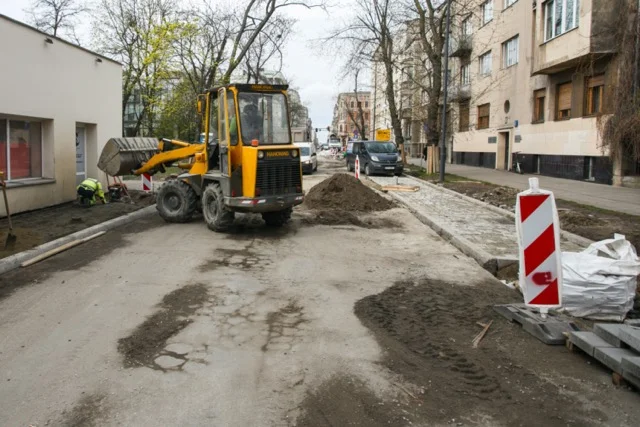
[77,178,107,206]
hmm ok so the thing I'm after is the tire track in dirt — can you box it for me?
[354,279,608,426]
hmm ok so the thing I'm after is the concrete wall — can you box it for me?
[0,15,122,215]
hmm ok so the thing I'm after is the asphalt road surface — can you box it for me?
[1,158,639,426]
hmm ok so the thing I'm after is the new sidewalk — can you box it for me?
[408,159,640,216]
[367,174,585,275]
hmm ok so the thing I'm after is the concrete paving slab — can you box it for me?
[621,371,640,390]
[621,356,640,378]
[619,326,640,352]
[569,331,615,357]
[593,323,625,347]
[368,175,584,275]
[594,347,637,374]
[494,303,579,345]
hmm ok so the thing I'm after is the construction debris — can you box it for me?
[568,324,640,390]
[472,320,493,348]
[380,185,420,193]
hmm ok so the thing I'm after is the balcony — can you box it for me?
[448,84,471,102]
[449,36,472,58]
[533,0,617,75]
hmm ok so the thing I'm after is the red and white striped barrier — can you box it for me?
[515,178,563,312]
[142,172,153,193]
[354,155,360,180]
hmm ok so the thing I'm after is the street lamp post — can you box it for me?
[439,0,452,184]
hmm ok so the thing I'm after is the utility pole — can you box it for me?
[634,0,640,99]
[439,0,452,184]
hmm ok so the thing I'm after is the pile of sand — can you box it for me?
[304,174,394,212]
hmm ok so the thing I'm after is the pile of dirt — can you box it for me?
[559,210,606,228]
[304,173,394,212]
[354,279,611,426]
[300,210,400,229]
[445,182,519,211]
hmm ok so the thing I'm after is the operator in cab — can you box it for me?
[76,178,107,207]
[242,103,262,142]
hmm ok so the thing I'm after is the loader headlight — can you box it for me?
[258,150,265,160]
[291,150,299,158]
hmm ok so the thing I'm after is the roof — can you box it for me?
[0,14,121,66]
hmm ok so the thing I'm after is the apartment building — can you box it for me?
[450,0,625,184]
[332,92,372,141]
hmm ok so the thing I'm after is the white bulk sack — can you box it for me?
[561,234,640,321]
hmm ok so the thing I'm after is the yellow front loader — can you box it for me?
[98,84,304,231]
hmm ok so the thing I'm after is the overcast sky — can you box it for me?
[0,0,361,138]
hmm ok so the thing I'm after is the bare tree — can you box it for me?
[221,0,325,84]
[243,16,294,83]
[344,69,368,139]
[327,0,407,161]
[25,0,86,43]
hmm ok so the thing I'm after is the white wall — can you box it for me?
[0,15,122,215]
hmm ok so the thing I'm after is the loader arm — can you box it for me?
[132,140,206,176]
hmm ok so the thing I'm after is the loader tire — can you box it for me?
[262,208,292,227]
[202,182,234,232]
[156,179,197,223]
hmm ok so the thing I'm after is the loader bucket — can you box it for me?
[98,137,160,176]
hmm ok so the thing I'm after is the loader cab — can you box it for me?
[197,83,302,202]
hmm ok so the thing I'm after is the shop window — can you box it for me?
[556,82,572,120]
[585,74,605,115]
[477,103,490,129]
[533,89,546,123]
[0,118,43,180]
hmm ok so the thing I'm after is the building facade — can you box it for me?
[332,92,371,142]
[0,15,122,215]
[450,0,623,184]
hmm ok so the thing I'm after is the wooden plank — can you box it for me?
[21,231,107,267]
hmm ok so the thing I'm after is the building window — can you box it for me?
[504,0,518,8]
[461,64,470,85]
[0,118,43,180]
[350,101,355,108]
[462,17,473,36]
[556,82,572,120]
[533,89,546,123]
[477,103,490,129]
[585,74,605,115]
[482,1,493,25]
[365,101,369,108]
[459,102,470,132]
[357,101,362,108]
[544,0,579,41]
[502,36,519,68]
[479,51,492,76]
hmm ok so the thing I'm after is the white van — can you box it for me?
[294,142,317,174]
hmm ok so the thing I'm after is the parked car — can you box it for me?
[295,142,317,174]
[345,141,403,176]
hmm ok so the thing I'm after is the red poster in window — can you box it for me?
[0,141,6,175]
[10,142,31,179]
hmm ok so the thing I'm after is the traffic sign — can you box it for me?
[515,178,562,312]
[375,129,391,141]
[142,173,152,192]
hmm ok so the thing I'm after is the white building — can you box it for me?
[0,15,122,215]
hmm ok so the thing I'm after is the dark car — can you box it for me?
[345,141,403,176]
